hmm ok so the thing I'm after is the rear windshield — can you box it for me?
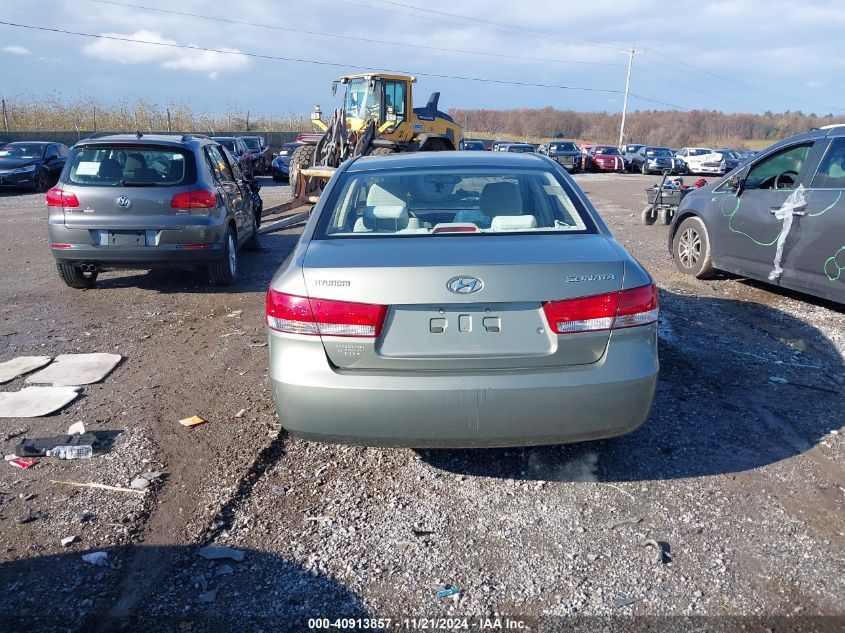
[507,145,535,153]
[214,139,236,152]
[645,148,672,156]
[593,146,620,155]
[315,167,595,238]
[242,137,262,151]
[0,143,44,159]
[550,142,577,152]
[65,146,195,186]
[462,141,485,149]
[689,148,712,156]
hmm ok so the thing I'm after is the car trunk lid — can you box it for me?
[301,235,626,370]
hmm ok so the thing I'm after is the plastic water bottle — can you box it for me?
[46,445,93,460]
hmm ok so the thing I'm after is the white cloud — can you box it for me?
[81,30,248,75]
[2,45,31,56]
[208,71,219,81]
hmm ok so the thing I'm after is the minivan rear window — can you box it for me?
[65,146,195,186]
[315,167,596,238]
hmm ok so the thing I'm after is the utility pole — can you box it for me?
[1,99,8,132]
[618,47,643,148]
[167,107,172,133]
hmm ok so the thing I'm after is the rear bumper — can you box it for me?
[48,222,227,268]
[269,326,658,448]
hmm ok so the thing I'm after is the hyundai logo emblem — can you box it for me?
[116,195,131,208]
[447,276,483,294]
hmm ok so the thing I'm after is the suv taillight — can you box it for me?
[46,187,80,208]
[266,289,387,338]
[170,190,217,209]
[542,283,658,334]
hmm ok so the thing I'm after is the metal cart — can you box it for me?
[642,170,692,225]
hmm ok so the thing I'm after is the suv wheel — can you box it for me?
[56,263,98,289]
[246,212,262,251]
[673,216,715,279]
[209,227,238,285]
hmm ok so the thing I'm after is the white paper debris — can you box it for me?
[0,386,81,418]
[0,356,53,384]
[67,421,86,435]
[768,185,806,281]
[26,353,122,386]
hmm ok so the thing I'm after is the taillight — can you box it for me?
[266,289,387,338]
[542,283,658,334]
[433,225,480,234]
[170,190,217,209]
[46,187,79,208]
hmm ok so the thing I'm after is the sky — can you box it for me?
[1,0,844,117]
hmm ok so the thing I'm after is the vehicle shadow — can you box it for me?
[92,231,301,294]
[417,289,844,483]
[0,544,368,632]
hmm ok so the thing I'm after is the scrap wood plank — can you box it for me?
[259,211,311,235]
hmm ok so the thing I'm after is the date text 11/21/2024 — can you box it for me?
[307,617,528,630]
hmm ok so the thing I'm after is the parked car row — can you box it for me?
[449,139,758,177]
[209,135,272,178]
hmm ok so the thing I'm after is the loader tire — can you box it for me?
[368,147,395,156]
[290,144,316,199]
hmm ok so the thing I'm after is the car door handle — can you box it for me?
[770,205,806,216]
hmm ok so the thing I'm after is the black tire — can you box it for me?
[290,144,316,199]
[34,169,50,193]
[641,205,657,226]
[673,216,715,279]
[660,207,672,225]
[209,226,238,285]
[56,263,97,289]
[246,211,262,251]
[640,161,648,175]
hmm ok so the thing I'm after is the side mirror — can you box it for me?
[726,174,743,193]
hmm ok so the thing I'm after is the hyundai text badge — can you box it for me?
[447,276,483,294]
[116,195,131,209]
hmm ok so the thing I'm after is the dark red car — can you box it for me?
[584,145,625,172]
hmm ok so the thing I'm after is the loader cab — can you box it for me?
[341,74,412,128]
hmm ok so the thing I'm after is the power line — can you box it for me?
[0,20,636,97]
[643,48,844,113]
[333,0,845,114]
[328,0,624,52]
[90,0,624,68]
[634,66,759,111]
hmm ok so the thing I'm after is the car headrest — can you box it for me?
[125,153,147,172]
[491,215,537,232]
[480,182,523,217]
[98,159,123,180]
[364,183,408,224]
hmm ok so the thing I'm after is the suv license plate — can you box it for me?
[108,231,146,246]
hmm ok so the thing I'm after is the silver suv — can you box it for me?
[47,134,260,288]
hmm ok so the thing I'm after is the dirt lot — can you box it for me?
[0,173,842,632]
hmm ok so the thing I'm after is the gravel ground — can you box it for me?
[0,173,842,632]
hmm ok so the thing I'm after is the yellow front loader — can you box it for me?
[289,72,463,198]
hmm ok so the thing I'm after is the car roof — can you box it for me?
[347,150,548,172]
[76,133,206,148]
[4,141,51,146]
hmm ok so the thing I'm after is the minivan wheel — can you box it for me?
[56,263,98,289]
[673,216,715,279]
[209,227,238,285]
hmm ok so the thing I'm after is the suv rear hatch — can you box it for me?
[59,144,200,235]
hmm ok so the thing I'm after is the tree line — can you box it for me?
[448,107,845,148]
